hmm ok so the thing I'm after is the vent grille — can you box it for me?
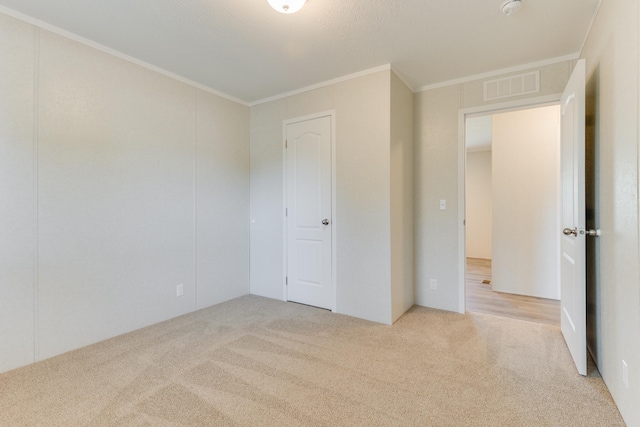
[483,71,540,101]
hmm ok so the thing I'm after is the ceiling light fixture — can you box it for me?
[268,0,307,14]
[500,0,523,16]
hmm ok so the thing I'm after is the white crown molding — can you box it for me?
[416,53,580,92]
[0,5,249,107]
[249,64,393,106]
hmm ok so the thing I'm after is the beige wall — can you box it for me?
[0,13,250,373]
[196,91,250,309]
[0,13,35,371]
[581,0,640,424]
[465,150,492,259]
[415,84,462,310]
[250,70,413,325]
[491,106,560,300]
[414,60,572,312]
[250,72,391,324]
[390,72,415,322]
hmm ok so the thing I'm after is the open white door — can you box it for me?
[285,115,333,310]
[560,59,587,375]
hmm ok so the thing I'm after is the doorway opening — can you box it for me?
[463,105,562,326]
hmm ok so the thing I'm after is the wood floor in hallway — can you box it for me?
[465,258,560,326]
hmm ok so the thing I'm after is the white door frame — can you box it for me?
[282,110,337,311]
[457,94,563,313]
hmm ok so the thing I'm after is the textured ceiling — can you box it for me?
[0,0,600,104]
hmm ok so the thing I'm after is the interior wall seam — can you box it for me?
[32,25,40,363]
[637,0,640,331]
[193,90,198,310]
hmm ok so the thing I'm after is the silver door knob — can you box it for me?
[563,227,577,236]
[322,219,330,225]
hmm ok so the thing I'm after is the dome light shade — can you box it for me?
[268,0,307,14]
[501,0,523,16]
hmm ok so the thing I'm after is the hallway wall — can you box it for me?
[491,105,560,300]
[465,150,492,259]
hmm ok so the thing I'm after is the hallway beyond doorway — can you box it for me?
[466,258,560,326]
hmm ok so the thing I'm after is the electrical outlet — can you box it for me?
[439,199,446,210]
[176,284,184,297]
[622,360,628,388]
[430,279,437,290]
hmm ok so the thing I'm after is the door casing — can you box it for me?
[282,110,337,311]
[457,93,563,313]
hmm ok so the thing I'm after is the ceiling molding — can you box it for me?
[249,64,392,107]
[416,53,580,93]
[0,5,249,106]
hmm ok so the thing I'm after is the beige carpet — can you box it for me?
[0,295,624,426]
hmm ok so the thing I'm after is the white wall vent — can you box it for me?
[483,71,540,101]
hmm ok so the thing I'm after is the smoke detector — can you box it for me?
[501,0,523,16]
